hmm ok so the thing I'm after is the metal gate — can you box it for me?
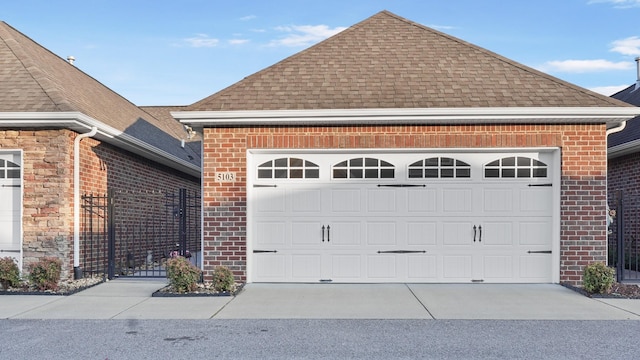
[79,188,201,279]
[609,190,640,282]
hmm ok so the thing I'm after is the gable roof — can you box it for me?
[188,10,630,112]
[0,21,200,176]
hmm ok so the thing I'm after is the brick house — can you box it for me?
[607,62,640,274]
[174,11,640,286]
[0,22,201,280]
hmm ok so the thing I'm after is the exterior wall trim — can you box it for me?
[0,112,200,177]
[176,107,640,128]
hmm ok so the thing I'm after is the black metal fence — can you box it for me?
[80,188,201,279]
[609,190,640,282]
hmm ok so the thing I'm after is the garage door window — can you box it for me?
[484,156,547,178]
[257,158,319,179]
[408,157,471,179]
[333,157,395,179]
[0,159,20,179]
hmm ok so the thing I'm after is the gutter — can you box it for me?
[73,126,97,279]
[174,107,640,127]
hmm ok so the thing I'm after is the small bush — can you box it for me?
[583,262,615,294]
[0,257,20,290]
[166,256,201,293]
[28,257,62,291]
[212,266,235,292]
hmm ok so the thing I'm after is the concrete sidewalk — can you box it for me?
[1,280,640,320]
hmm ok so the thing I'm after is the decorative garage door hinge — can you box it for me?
[253,250,278,253]
[527,250,552,254]
[377,250,427,254]
[253,184,277,188]
[377,184,426,187]
[527,183,552,187]
[1,184,20,187]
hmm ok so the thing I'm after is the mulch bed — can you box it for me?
[562,282,640,299]
[152,283,244,297]
[0,276,105,296]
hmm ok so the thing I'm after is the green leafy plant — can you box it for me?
[28,257,62,291]
[166,256,201,293]
[212,266,235,293]
[583,262,615,294]
[0,257,21,290]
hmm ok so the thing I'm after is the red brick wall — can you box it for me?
[202,124,607,286]
[1,129,200,280]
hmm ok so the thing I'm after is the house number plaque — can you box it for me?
[215,172,236,182]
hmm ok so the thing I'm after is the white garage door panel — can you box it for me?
[249,150,556,283]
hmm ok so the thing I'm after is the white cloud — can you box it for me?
[539,59,633,73]
[427,24,457,31]
[240,15,257,21]
[229,39,250,45]
[588,85,630,96]
[269,24,347,47]
[183,34,220,48]
[589,0,640,8]
[611,36,640,56]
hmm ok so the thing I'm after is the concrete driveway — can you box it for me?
[2,281,640,320]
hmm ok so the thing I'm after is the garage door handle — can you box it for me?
[478,225,482,242]
[473,225,477,242]
[322,225,325,242]
[327,225,330,242]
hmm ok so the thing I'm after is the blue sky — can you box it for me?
[3,0,640,105]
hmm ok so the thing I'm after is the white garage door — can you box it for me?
[0,151,22,268]
[248,150,559,283]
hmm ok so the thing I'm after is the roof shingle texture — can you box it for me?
[189,11,629,111]
[608,85,640,148]
[0,21,199,166]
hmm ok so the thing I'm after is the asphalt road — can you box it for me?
[1,319,638,359]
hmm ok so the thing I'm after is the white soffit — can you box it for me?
[174,107,640,127]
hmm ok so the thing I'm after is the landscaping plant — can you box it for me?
[583,262,615,294]
[212,266,235,292]
[28,257,62,291]
[0,256,20,290]
[166,256,201,293]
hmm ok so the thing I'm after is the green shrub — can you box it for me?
[0,257,20,290]
[583,262,615,294]
[212,266,235,292]
[28,257,62,291]
[166,256,201,293]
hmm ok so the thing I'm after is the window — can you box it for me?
[0,159,20,179]
[408,157,470,178]
[333,157,395,179]
[257,158,319,179]
[484,156,547,178]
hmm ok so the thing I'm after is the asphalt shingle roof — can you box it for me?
[608,84,640,148]
[189,10,629,111]
[0,21,200,168]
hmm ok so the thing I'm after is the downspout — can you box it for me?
[73,126,98,279]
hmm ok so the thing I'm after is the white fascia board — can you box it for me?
[0,112,200,177]
[174,107,640,127]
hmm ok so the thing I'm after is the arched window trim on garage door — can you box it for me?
[333,157,395,179]
[257,157,320,179]
[408,157,471,179]
[0,159,20,179]
[484,156,548,179]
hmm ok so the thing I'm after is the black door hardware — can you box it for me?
[527,250,552,254]
[253,184,277,188]
[253,250,278,253]
[473,225,477,242]
[377,250,427,254]
[377,184,426,187]
[478,225,482,242]
[322,225,325,242]
[528,183,552,187]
